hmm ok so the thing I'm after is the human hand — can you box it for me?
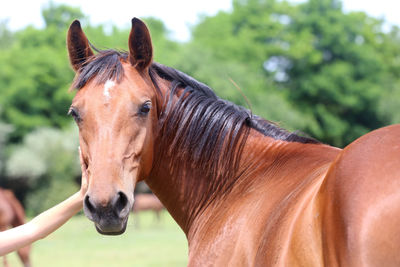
[78,146,89,196]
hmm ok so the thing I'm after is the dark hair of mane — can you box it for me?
[148,62,319,144]
[71,48,128,90]
[71,48,320,191]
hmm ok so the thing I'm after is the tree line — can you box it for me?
[0,0,399,213]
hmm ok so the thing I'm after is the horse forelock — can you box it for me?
[71,48,128,90]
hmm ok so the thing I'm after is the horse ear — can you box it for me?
[67,20,94,72]
[128,18,153,71]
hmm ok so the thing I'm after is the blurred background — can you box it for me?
[1,0,400,265]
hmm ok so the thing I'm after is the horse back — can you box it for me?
[320,124,400,266]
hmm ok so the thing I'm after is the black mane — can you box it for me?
[148,62,319,183]
[149,62,319,144]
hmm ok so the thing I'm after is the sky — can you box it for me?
[1,0,400,41]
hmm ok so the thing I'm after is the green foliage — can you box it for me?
[284,0,395,146]
[0,122,13,176]
[169,43,311,130]
[191,0,400,146]
[42,2,87,29]
[0,14,76,141]
[143,17,182,64]
[0,20,14,49]
[0,40,75,141]
[6,124,80,214]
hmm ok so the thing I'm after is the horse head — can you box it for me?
[67,18,158,235]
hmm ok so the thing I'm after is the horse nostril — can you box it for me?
[84,192,129,221]
[84,195,96,214]
[115,192,129,216]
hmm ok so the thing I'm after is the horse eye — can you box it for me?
[139,101,151,115]
[68,107,81,122]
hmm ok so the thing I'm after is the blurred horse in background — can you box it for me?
[132,194,164,227]
[0,188,31,267]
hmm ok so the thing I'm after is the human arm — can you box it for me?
[0,191,83,256]
[0,148,88,256]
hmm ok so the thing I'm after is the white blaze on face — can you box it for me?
[103,80,116,101]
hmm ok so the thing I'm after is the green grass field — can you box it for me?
[6,211,188,267]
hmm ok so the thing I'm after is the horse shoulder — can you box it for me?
[253,146,338,266]
[319,124,400,266]
[188,146,337,266]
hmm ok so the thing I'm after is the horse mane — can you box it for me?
[148,62,319,189]
[71,49,319,189]
[149,62,319,144]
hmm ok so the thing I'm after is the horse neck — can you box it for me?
[145,70,340,236]
[146,119,339,236]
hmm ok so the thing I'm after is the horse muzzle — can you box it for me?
[83,191,131,235]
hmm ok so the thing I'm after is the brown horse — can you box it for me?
[0,189,31,267]
[132,193,164,226]
[67,18,400,266]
